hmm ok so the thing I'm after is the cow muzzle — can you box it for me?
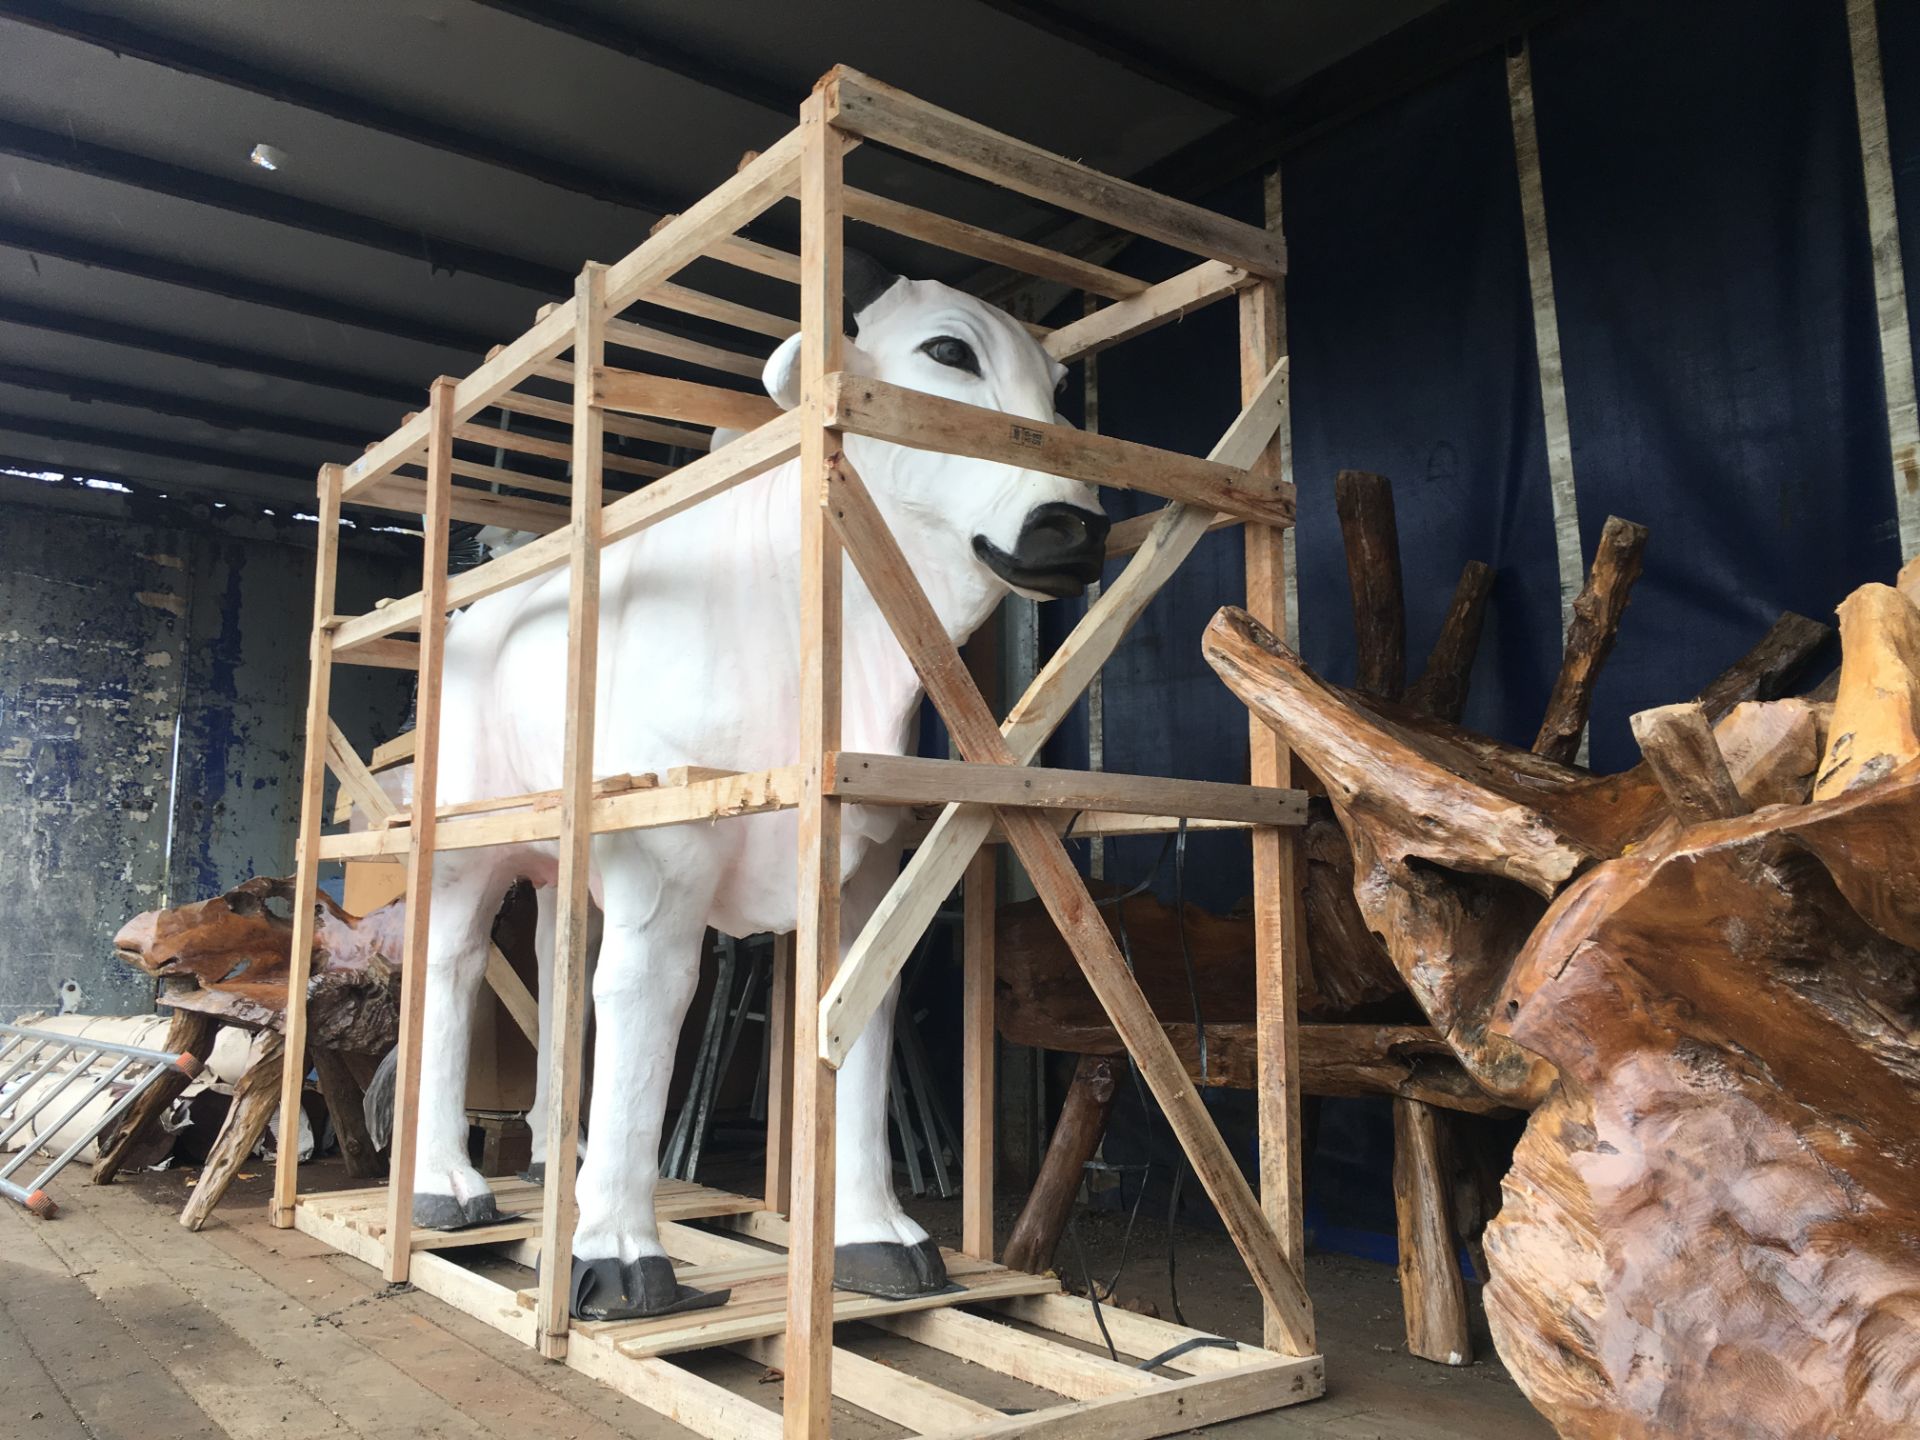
[973,502,1110,598]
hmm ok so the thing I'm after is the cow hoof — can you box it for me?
[519,1162,545,1184]
[834,1239,953,1298]
[413,1189,503,1231]
[568,1255,733,1322]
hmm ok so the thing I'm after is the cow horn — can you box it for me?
[845,249,901,332]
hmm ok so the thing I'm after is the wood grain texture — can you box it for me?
[1334,470,1406,701]
[1002,1055,1115,1275]
[1533,516,1648,763]
[1629,703,1749,824]
[1391,1097,1470,1366]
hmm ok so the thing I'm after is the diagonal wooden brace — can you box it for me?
[817,356,1290,1070]
[823,455,1315,1356]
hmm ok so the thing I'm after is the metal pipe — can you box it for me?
[0,1055,134,1180]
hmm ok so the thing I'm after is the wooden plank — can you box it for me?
[647,281,797,341]
[271,464,341,1229]
[317,765,802,860]
[819,357,1289,1073]
[371,732,416,770]
[333,638,420,670]
[323,721,390,825]
[331,410,800,656]
[454,421,668,478]
[823,68,1286,277]
[935,1355,1322,1440]
[382,378,457,1281]
[765,931,793,1214]
[362,472,572,534]
[826,374,1294,528]
[844,185,1148,300]
[962,848,995,1260]
[737,1334,1003,1432]
[1105,507,1234,559]
[594,367,783,431]
[704,228,804,285]
[1242,278,1312,1352]
[867,1308,1155,1400]
[784,89,845,1440]
[825,751,1305,826]
[493,386,710,452]
[822,455,1316,1356]
[605,317,766,380]
[992,1294,1259,1376]
[536,262,608,1358]
[1043,261,1251,363]
[566,1338,783,1440]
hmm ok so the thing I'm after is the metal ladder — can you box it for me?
[0,1020,202,1217]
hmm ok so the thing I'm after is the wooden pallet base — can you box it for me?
[293,1179,1323,1438]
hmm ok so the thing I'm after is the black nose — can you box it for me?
[972,502,1110,598]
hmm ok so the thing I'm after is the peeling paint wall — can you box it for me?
[0,495,412,1016]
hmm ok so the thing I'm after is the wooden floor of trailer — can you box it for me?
[1,1159,1551,1440]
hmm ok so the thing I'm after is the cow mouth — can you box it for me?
[973,503,1109,599]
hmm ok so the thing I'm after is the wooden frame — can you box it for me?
[275,66,1321,1438]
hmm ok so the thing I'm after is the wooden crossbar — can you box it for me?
[1045,261,1254,363]
[822,454,1315,1355]
[825,374,1294,527]
[594,368,784,430]
[824,68,1286,278]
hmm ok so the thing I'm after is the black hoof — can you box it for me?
[568,1255,732,1322]
[413,1189,504,1231]
[834,1239,953,1298]
[519,1161,545,1185]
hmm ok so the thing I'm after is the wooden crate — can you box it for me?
[294,1178,1322,1439]
[274,63,1324,1437]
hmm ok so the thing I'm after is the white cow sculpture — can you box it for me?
[407,260,1108,1321]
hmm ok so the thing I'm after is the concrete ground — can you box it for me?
[1,1156,1551,1439]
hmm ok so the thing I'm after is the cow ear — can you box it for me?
[762,332,874,410]
[762,333,804,409]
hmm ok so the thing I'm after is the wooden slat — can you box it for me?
[764,932,794,1214]
[992,1293,1260,1376]
[605,317,766,380]
[455,421,668,478]
[1240,280,1313,1353]
[1044,261,1251,363]
[382,377,456,1280]
[568,1339,783,1440]
[331,637,420,670]
[935,1355,1322,1440]
[962,848,995,1260]
[844,185,1148,300]
[784,87,845,1440]
[646,281,798,341]
[594,368,783,431]
[826,752,1305,825]
[824,68,1285,277]
[363,472,571,534]
[818,357,1290,1074]
[1107,507,1234,559]
[537,263,608,1358]
[331,410,800,655]
[866,1308,1155,1400]
[271,464,341,1229]
[825,374,1293,527]
[822,454,1315,1356]
[492,386,709,452]
[736,1334,1002,1432]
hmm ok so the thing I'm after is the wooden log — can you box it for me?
[1334,470,1406,701]
[183,1033,286,1231]
[1715,698,1829,809]
[1002,1056,1117,1277]
[1814,583,1920,799]
[311,1045,380,1179]
[1404,560,1495,723]
[92,1006,217,1183]
[1629,703,1750,824]
[1533,516,1649,763]
[1392,1098,1471,1366]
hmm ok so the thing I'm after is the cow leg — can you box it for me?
[566,837,719,1321]
[833,845,949,1298]
[524,882,589,1181]
[411,853,511,1229]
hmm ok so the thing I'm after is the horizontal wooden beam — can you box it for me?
[843,186,1148,301]
[594,368,784,430]
[1045,260,1253,362]
[318,765,802,860]
[1106,505,1237,559]
[359,473,570,533]
[826,751,1304,826]
[605,318,767,379]
[824,67,1285,278]
[332,638,420,670]
[332,410,800,654]
[645,281,797,341]
[493,386,710,452]
[824,373,1294,527]
[454,421,669,478]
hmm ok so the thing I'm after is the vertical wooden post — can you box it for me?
[271,463,342,1229]
[383,377,457,1281]
[1241,279,1315,1355]
[785,84,845,1440]
[961,848,996,1259]
[764,931,794,1213]
[535,262,609,1358]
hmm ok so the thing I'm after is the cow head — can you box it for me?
[763,258,1108,626]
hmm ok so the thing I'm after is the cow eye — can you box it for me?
[919,336,980,376]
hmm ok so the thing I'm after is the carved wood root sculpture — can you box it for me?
[1203,565,1920,1439]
